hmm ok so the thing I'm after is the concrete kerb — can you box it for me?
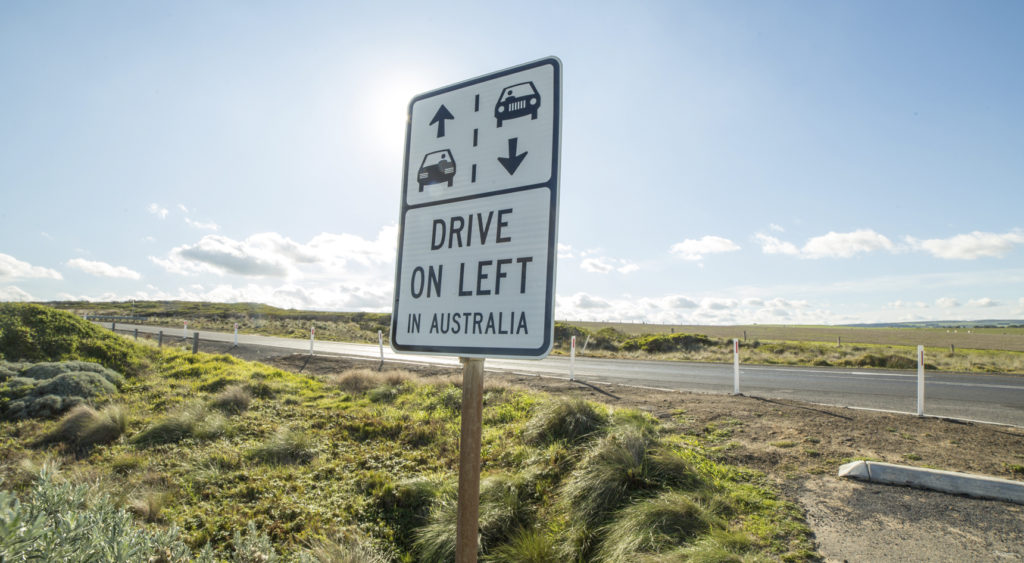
[839,460,1024,505]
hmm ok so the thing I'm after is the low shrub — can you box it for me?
[620,333,715,354]
[0,303,152,377]
[0,469,194,561]
[1,361,125,420]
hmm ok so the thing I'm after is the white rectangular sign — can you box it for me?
[392,57,561,358]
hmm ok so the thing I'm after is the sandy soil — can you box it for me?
[205,338,1024,561]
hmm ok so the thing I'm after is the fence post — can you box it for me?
[582,334,590,354]
[733,339,740,395]
[192,332,199,354]
[917,345,925,416]
[158,331,163,348]
[134,328,138,341]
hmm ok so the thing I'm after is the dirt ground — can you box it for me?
[222,341,1024,561]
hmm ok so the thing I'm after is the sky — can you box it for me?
[2,0,1023,325]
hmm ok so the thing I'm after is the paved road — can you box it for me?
[112,323,1024,427]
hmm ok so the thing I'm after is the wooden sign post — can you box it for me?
[455,357,485,562]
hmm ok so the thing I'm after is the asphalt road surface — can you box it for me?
[112,323,1024,427]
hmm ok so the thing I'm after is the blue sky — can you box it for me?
[2,0,1023,324]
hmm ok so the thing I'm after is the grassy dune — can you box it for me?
[1,304,816,561]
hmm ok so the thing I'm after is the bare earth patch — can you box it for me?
[238,346,1024,561]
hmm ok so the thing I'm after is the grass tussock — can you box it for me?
[208,384,252,414]
[249,427,316,465]
[486,528,560,563]
[131,402,224,446]
[595,491,723,562]
[304,530,393,563]
[524,398,607,445]
[327,368,413,394]
[37,404,128,449]
[128,491,169,523]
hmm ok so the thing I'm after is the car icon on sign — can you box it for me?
[495,82,540,127]
[417,149,456,190]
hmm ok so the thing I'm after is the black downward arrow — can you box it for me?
[429,104,454,138]
[498,138,528,175]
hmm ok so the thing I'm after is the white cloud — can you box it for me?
[572,293,612,309]
[0,285,33,301]
[886,300,928,309]
[151,227,398,285]
[754,234,799,255]
[907,230,1024,260]
[177,204,190,213]
[967,297,999,308]
[801,229,894,259]
[769,223,785,233]
[185,218,220,231]
[557,243,574,259]
[67,258,141,280]
[666,295,699,309]
[0,253,62,280]
[670,236,740,261]
[148,203,168,219]
[580,256,639,274]
[580,258,614,273]
[743,298,765,307]
[936,297,960,308]
[701,298,738,311]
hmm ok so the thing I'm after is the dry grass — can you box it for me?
[326,369,414,394]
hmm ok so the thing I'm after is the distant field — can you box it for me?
[570,322,1024,353]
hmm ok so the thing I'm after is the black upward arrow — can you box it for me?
[429,104,454,138]
[498,138,528,175]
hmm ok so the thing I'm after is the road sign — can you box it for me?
[392,57,561,358]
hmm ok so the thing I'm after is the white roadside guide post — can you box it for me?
[378,330,385,368]
[234,323,239,347]
[310,326,315,355]
[917,345,925,416]
[733,338,740,395]
[390,58,562,563]
[570,335,576,381]
[183,321,188,340]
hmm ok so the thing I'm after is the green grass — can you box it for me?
[0,305,818,561]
